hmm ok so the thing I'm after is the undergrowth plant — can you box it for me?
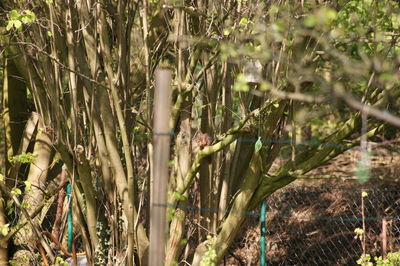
[357,251,400,266]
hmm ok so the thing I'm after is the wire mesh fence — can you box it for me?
[230,182,400,266]
[149,181,400,265]
[11,180,400,266]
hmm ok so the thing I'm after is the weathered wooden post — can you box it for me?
[381,218,387,259]
[149,69,172,266]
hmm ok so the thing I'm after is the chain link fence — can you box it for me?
[229,182,400,265]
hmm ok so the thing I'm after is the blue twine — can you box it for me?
[260,200,267,266]
[67,183,73,253]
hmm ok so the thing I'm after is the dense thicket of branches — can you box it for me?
[1,0,400,265]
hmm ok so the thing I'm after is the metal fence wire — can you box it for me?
[232,183,400,266]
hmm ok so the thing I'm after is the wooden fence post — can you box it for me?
[381,218,387,259]
[149,69,172,266]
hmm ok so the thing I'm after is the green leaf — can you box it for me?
[24,181,31,190]
[255,137,262,152]
[23,10,35,18]
[21,16,29,24]
[9,152,38,164]
[6,21,14,31]
[13,20,22,30]
[6,200,13,216]
[21,202,30,209]
[304,15,317,27]
[259,82,271,91]
[233,73,249,92]
[0,174,3,182]
[9,260,19,266]
[239,17,249,25]
[9,10,20,20]
[1,224,9,236]
[354,227,364,235]
[11,188,22,196]
[55,256,66,264]
[173,192,187,201]
[6,200,13,209]
[22,10,36,23]
[316,7,337,24]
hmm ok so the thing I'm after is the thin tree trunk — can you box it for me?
[199,55,219,235]
[0,59,7,266]
[8,112,39,187]
[2,58,12,175]
[13,120,53,259]
[75,149,99,252]
[192,151,263,265]
[166,98,192,265]
[6,60,28,162]
[0,189,7,266]
[218,62,234,222]
[98,87,149,262]
[97,7,139,264]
